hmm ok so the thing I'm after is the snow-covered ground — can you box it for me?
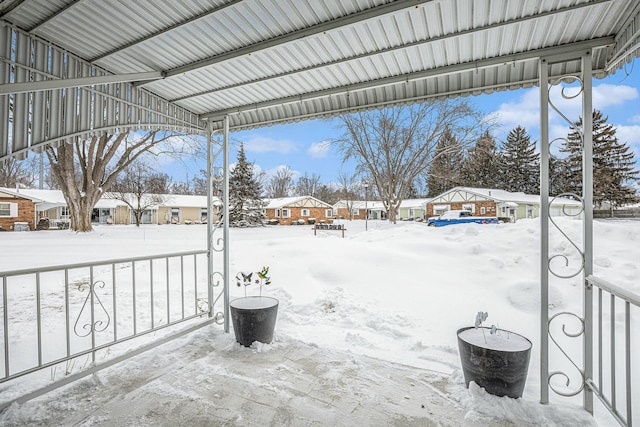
[0,217,638,426]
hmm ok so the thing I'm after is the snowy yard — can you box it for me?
[0,217,638,426]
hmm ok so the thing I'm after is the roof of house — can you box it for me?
[0,188,218,210]
[430,187,583,207]
[333,200,386,210]
[264,196,333,209]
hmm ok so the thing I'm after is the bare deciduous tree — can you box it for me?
[0,156,35,188]
[333,101,489,223]
[46,130,193,232]
[109,160,168,227]
[266,166,294,198]
[336,170,360,220]
[295,172,322,196]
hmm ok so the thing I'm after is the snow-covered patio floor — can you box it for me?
[0,324,594,427]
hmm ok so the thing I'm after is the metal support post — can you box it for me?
[539,58,550,405]
[206,122,214,318]
[582,52,594,414]
[223,116,231,333]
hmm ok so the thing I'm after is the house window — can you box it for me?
[480,207,486,215]
[59,206,70,218]
[301,209,309,217]
[351,209,360,216]
[282,209,290,218]
[434,204,450,215]
[0,203,10,216]
[325,209,332,218]
[171,208,180,223]
[275,209,281,218]
[200,208,207,222]
[462,204,475,213]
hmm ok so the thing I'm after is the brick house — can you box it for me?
[333,200,387,220]
[0,188,40,231]
[264,196,334,225]
[425,187,583,222]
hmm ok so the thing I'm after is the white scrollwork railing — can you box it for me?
[1,249,210,402]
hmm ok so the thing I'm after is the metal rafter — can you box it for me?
[89,0,244,63]
[27,0,88,33]
[171,0,612,104]
[200,37,613,121]
[157,0,433,81]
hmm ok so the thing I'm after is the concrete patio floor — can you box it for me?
[0,324,589,426]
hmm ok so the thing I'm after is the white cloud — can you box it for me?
[593,84,638,109]
[629,115,640,124]
[307,141,331,158]
[615,124,640,153]
[243,136,297,154]
[491,83,639,139]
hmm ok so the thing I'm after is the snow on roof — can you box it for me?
[442,187,583,207]
[0,188,217,209]
[399,198,432,208]
[333,200,387,210]
[263,196,332,209]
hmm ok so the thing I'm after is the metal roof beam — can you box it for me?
[89,0,244,63]
[201,37,614,121]
[160,0,433,81]
[172,0,611,103]
[0,71,164,95]
[26,0,87,32]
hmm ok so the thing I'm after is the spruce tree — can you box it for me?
[229,143,264,226]
[549,154,573,197]
[427,127,464,196]
[498,126,539,194]
[460,131,501,189]
[561,110,639,208]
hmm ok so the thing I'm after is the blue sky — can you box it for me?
[168,58,640,186]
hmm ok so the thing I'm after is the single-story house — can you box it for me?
[0,187,220,228]
[157,194,211,224]
[264,196,334,225]
[425,187,583,222]
[333,200,387,220]
[0,187,40,231]
[398,198,432,221]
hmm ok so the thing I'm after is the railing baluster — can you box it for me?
[598,288,602,389]
[90,266,95,362]
[132,261,137,335]
[625,302,631,427]
[36,272,42,367]
[194,254,198,314]
[3,275,9,378]
[610,294,616,410]
[166,257,170,324]
[112,263,117,341]
[181,255,185,319]
[150,259,154,329]
[65,269,70,357]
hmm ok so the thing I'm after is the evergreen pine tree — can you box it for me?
[229,143,265,226]
[549,154,573,197]
[460,131,501,189]
[427,128,464,196]
[561,110,639,208]
[498,126,540,194]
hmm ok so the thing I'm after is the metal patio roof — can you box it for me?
[1,0,640,159]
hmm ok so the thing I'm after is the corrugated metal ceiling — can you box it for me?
[1,0,640,134]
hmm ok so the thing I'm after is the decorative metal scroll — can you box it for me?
[208,140,226,324]
[546,75,587,398]
[548,312,586,396]
[73,280,111,337]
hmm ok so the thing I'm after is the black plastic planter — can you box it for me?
[230,296,279,347]
[457,326,532,399]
